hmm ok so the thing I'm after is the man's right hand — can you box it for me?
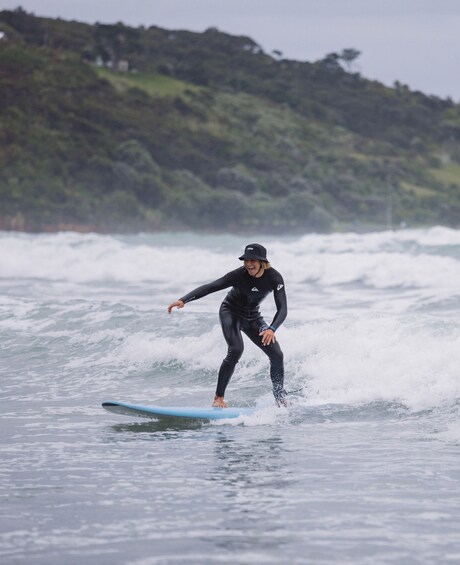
[167,300,185,314]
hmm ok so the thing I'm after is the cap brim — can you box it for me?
[239,254,267,261]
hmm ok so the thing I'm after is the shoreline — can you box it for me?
[0,221,426,236]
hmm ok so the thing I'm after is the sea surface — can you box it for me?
[1,227,460,564]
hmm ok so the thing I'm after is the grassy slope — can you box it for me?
[96,68,203,98]
[99,70,459,197]
[429,162,460,186]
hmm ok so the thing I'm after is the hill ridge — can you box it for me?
[1,8,460,232]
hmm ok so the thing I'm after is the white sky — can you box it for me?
[2,0,460,100]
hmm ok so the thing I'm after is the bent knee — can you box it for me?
[226,345,244,363]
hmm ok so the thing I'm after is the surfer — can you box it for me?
[167,243,287,408]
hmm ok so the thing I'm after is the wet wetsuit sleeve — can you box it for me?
[179,271,237,304]
[269,274,287,331]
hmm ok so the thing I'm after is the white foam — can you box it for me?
[87,312,460,413]
[283,315,460,412]
[0,231,233,284]
[1,228,459,293]
[436,421,460,443]
[108,325,226,371]
[212,403,287,426]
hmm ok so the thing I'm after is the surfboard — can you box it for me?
[102,400,256,421]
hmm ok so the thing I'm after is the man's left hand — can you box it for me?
[259,328,276,346]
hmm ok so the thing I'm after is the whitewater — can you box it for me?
[1,227,460,564]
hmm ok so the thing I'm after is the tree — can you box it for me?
[339,48,361,72]
[320,52,342,72]
[112,140,165,206]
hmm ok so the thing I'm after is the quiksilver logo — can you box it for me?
[277,284,284,291]
[251,287,259,291]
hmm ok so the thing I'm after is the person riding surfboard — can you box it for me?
[167,243,288,407]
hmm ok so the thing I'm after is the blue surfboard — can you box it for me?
[102,400,256,421]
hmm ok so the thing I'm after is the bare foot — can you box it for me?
[212,396,228,408]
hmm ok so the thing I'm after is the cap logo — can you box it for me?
[247,247,254,250]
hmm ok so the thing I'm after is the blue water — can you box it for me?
[1,228,460,564]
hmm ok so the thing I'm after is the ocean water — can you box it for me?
[1,227,460,564]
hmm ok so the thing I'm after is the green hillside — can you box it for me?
[1,7,460,232]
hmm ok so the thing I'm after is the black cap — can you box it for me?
[238,243,268,261]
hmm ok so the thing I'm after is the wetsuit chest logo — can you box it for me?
[251,287,259,291]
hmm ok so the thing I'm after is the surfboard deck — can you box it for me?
[102,400,256,421]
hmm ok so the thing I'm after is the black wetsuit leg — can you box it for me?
[215,304,245,397]
[216,303,286,403]
[243,318,286,404]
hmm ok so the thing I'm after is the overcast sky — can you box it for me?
[2,0,460,101]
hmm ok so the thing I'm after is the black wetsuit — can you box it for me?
[180,266,287,402]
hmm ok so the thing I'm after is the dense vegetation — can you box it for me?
[1,7,460,232]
